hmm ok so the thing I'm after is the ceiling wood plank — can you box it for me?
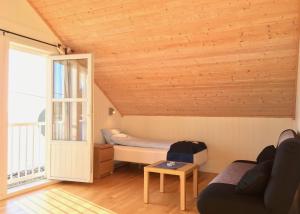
[27,0,300,117]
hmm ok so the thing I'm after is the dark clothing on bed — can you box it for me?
[167,141,207,163]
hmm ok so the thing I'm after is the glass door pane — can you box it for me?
[53,59,88,99]
[52,58,88,142]
[52,102,87,141]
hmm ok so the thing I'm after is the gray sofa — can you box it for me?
[198,129,300,214]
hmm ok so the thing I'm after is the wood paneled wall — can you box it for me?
[121,116,295,172]
[28,0,300,117]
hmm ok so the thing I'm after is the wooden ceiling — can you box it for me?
[28,0,299,117]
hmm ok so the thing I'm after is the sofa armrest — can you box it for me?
[209,162,255,185]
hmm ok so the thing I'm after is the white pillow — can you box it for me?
[113,133,128,138]
[101,129,121,144]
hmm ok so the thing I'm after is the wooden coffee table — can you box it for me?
[144,160,198,211]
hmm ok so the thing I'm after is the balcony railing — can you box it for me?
[8,122,46,188]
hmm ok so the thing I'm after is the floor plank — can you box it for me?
[0,165,216,214]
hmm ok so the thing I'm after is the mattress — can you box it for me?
[114,145,208,166]
[110,133,174,149]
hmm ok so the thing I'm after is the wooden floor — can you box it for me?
[0,165,216,214]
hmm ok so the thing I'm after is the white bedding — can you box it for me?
[110,133,173,149]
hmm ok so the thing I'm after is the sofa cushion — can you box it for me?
[256,145,276,163]
[210,162,255,185]
[198,183,267,214]
[264,138,300,214]
[236,160,273,195]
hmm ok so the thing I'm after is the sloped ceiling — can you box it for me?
[28,0,299,117]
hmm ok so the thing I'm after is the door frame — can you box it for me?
[0,37,58,199]
[0,35,9,200]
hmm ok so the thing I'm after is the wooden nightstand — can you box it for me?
[94,144,114,179]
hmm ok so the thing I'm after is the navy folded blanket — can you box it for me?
[167,141,207,163]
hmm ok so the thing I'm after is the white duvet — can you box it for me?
[110,133,174,150]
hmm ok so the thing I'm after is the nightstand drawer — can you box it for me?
[98,148,114,162]
[94,144,114,162]
[94,160,113,178]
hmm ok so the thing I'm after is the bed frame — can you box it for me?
[113,145,208,166]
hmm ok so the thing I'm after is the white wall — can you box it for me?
[0,0,59,44]
[121,116,295,173]
[93,84,121,143]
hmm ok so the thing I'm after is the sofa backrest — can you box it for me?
[277,129,297,147]
[264,138,300,214]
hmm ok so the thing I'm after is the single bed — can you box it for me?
[101,129,208,166]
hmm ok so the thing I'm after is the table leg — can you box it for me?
[144,171,149,203]
[193,168,198,198]
[180,174,186,211]
[160,173,165,193]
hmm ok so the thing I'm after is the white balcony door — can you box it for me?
[47,54,93,182]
